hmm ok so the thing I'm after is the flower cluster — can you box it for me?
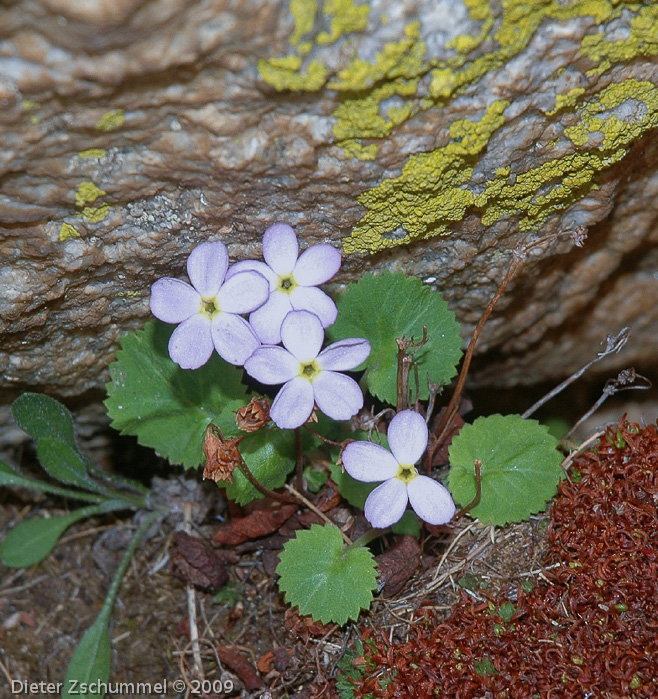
[150,224,369,429]
[342,410,455,528]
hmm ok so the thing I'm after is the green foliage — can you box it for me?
[223,430,296,505]
[336,639,366,699]
[0,460,103,503]
[0,501,126,568]
[328,272,462,405]
[62,615,111,699]
[277,523,378,625]
[12,392,77,450]
[105,322,249,468]
[448,414,563,526]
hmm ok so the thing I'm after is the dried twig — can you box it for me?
[564,368,651,439]
[522,327,631,418]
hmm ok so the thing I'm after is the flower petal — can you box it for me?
[150,278,200,323]
[293,244,341,285]
[262,223,298,275]
[407,476,456,525]
[289,286,338,328]
[168,314,213,369]
[218,270,269,314]
[342,441,399,482]
[187,241,228,296]
[210,313,260,365]
[270,377,315,429]
[244,346,299,384]
[226,259,277,289]
[312,371,363,421]
[280,310,324,361]
[387,410,428,465]
[364,479,408,529]
[249,293,292,344]
[317,338,371,371]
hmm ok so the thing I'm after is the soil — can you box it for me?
[1,410,656,698]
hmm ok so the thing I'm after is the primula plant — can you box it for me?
[2,221,597,692]
[103,221,566,623]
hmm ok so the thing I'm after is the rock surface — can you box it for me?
[1,0,657,403]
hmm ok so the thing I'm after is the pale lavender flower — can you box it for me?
[150,241,269,369]
[227,222,341,344]
[342,410,456,529]
[244,310,370,429]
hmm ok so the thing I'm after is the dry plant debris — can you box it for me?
[346,419,658,698]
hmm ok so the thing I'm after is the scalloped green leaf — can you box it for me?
[12,392,77,450]
[223,429,296,505]
[448,414,563,526]
[105,322,249,468]
[277,523,378,625]
[327,272,462,405]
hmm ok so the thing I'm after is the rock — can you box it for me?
[1,0,657,406]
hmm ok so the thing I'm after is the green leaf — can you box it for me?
[448,414,563,526]
[62,614,111,699]
[0,501,125,568]
[277,523,378,625]
[223,430,296,505]
[327,272,462,405]
[105,321,249,468]
[12,393,77,450]
[36,438,92,488]
[0,460,103,503]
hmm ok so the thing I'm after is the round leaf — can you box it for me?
[277,523,377,625]
[327,272,462,405]
[105,322,249,468]
[448,414,563,526]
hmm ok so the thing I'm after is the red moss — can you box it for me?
[348,421,658,698]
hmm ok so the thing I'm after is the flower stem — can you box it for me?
[295,427,304,492]
[454,459,482,519]
[235,457,297,504]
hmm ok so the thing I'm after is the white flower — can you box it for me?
[150,241,268,369]
[342,410,456,528]
[244,310,370,429]
[227,222,341,344]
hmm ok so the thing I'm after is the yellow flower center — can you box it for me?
[200,297,220,319]
[277,274,297,295]
[299,360,321,381]
[395,463,418,485]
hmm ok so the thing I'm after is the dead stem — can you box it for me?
[183,502,204,682]
[522,327,631,418]
[430,229,580,466]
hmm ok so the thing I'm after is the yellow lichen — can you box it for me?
[95,109,125,132]
[290,0,317,48]
[78,203,111,223]
[546,88,586,115]
[77,148,107,159]
[258,56,328,91]
[317,0,369,45]
[343,100,509,253]
[59,223,80,241]
[75,181,107,208]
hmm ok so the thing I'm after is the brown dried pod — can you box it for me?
[202,425,243,484]
[235,396,271,432]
